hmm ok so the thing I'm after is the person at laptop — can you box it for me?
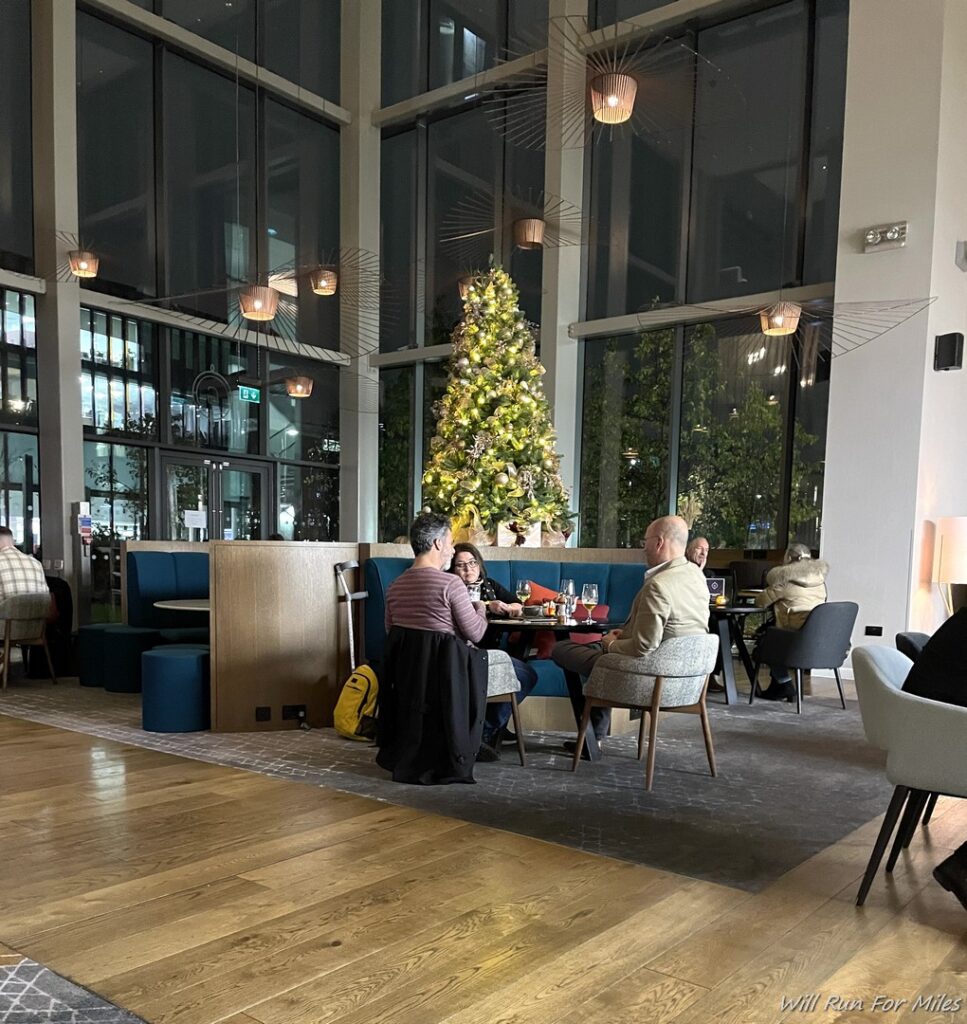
[685,536,710,572]
[754,543,829,700]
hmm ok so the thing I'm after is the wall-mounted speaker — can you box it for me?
[934,333,964,371]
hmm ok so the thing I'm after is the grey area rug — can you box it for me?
[0,680,889,893]
[0,957,145,1024]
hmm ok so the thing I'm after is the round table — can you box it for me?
[153,599,210,613]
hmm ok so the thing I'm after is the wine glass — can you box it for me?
[580,583,598,625]
[515,579,531,605]
[561,578,576,621]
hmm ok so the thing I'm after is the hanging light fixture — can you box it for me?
[68,250,99,279]
[590,73,637,124]
[458,275,475,300]
[310,268,338,295]
[239,285,279,321]
[759,301,801,337]
[513,218,545,249]
[285,375,314,399]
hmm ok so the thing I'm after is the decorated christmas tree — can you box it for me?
[421,266,573,545]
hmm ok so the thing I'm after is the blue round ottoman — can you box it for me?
[141,648,211,733]
[78,624,115,687]
[103,626,162,693]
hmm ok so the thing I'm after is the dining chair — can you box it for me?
[0,592,58,690]
[486,649,526,766]
[572,634,719,791]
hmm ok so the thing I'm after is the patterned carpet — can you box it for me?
[0,677,889,893]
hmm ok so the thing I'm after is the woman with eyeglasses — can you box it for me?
[447,542,536,760]
[448,542,523,618]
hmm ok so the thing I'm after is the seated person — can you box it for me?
[448,542,522,616]
[754,543,829,701]
[900,608,967,910]
[385,514,536,763]
[552,515,710,751]
[685,536,709,572]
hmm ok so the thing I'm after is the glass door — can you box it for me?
[161,453,269,541]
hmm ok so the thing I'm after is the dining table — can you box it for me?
[709,604,763,704]
[486,615,624,761]
[153,598,211,613]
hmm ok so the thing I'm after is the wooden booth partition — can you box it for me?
[120,540,209,624]
[209,541,359,732]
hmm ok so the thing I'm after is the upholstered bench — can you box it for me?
[141,646,211,732]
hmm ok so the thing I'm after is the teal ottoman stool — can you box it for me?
[78,623,115,687]
[141,648,211,733]
[103,626,162,693]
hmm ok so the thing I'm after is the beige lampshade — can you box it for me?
[239,285,279,321]
[310,268,338,295]
[934,517,967,583]
[590,73,637,124]
[513,218,545,249]
[285,375,314,399]
[68,250,99,278]
[760,301,801,336]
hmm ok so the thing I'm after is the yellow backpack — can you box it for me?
[334,664,378,741]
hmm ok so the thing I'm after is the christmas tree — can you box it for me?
[421,266,573,544]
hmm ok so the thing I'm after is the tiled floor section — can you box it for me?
[0,956,145,1024]
[0,679,891,891]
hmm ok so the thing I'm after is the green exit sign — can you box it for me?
[238,385,261,404]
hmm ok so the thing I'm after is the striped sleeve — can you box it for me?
[447,577,488,643]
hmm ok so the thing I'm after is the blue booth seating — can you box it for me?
[363,557,645,698]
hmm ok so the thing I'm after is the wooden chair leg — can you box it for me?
[572,703,592,772]
[637,710,647,761]
[42,638,58,685]
[833,667,847,709]
[508,693,525,767]
[795,668,803,715]
[2,624,11,691]
[922,792,939,826]
[644,706,660,791]
[699,697,716,777]
[856,785,909,906]
[749,659,760,704]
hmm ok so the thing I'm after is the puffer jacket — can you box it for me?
[756,559,829,629]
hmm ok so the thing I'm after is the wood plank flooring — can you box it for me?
[2,714,966,1024]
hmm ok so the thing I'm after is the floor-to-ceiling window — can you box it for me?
[0,0,33,274]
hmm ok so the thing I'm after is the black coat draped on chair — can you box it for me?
[376,626,488,785]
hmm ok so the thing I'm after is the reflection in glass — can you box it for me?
[221,468,262,540]
[166,463,209,541]
[379,367,415,541]
[279,464,339,541]
[790,326,830,549]
[0,290,38,428]
[268,356,339,463]
[429,1,499,91]
[77,13,156,297]
[580,331,673,547]
[0,432,40,552]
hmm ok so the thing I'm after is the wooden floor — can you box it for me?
[2,715,966,1024]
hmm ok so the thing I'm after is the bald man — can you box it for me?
[552,516,711,755]
[685,536,709,572]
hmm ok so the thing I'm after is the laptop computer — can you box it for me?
[706,576,728,601]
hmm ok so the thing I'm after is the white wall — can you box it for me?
[822,0,967,648]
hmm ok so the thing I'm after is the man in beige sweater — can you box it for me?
[552,515,710,757]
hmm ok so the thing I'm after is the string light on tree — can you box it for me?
[421,266,573,545]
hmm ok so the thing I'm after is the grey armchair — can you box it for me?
[751,601,858,713]
[486,649,525,766]
[895,631,929,663]
[573,633,719,791]
[0,592,57,690]
[852,646,967,905]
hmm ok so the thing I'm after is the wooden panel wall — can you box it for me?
[209,541,359,732]
[119,541,209,624]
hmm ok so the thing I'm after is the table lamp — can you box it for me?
[934,517,967,615]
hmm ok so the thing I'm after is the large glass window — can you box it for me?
[85,440,151,542]
[169,331,259,454]
[580,331,674,547]
[790,328,830,549]
[278,464,339,541]
[593,0,677,27]
[0,290,38,429]
[380,131,420,352]
[161,0,256,61]
[163,53,256,320]
[262,1,340,101]
[268,356,339,463]
[382,0,424,106]
[429,1,500,91]
[379,367,415,541]
[688,3,807,302]
[77,14,156,298]
[0,0,33,274]
[80,309,158,439]
[0,432,40,552]
[264,99,340,351]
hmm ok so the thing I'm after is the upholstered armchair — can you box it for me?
[486,649,525,766]
[573,633,719,791]
[0,592,57,689]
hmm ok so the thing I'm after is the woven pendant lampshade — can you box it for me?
[285,375,314,398]
[513,218,545,249]
[68,250,99,278]
[239,285,279,321]
[590,73,637,124]
[458,276,475,300]
[759,301,802,337]
[309,268,338,295]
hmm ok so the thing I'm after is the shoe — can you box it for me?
[497,726,517,745]
[758,681,795,703]
[476,741,500,763]
[707,678,726,694]
[562,739,596,760]
[933,857,967,912]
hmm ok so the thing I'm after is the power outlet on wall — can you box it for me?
[864,625,883,637]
